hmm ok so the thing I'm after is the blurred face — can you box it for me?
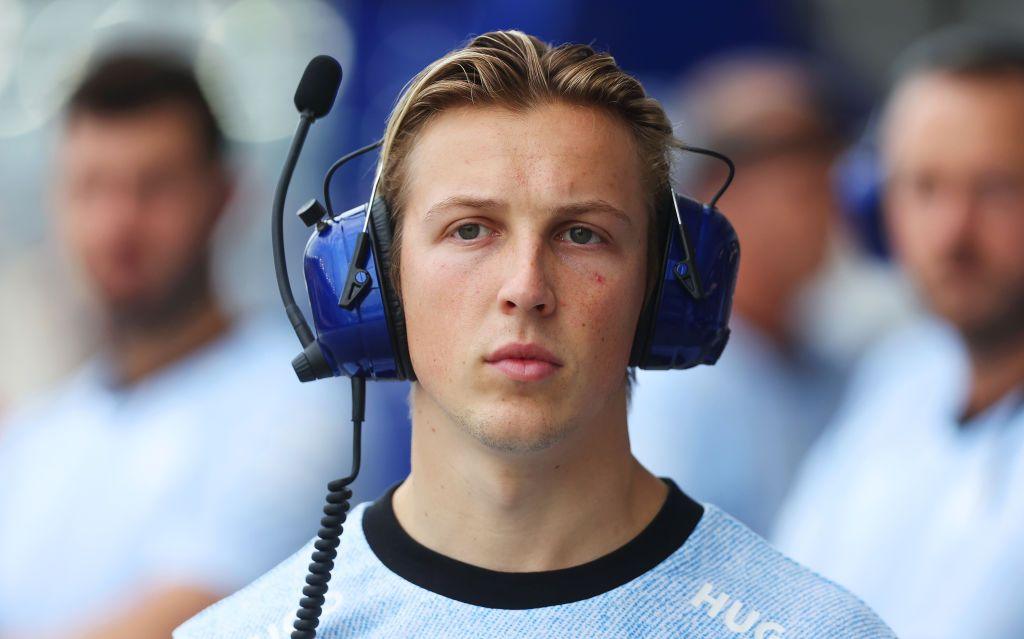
[713,143,835,301]
[883,73,1024,348]
[398,102,649,453]
[691,68,837,309]
[56,104,228,325]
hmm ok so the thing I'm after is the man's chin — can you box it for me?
[459,410,578,455]
[934,297,1024,352]
[103,294,184,331]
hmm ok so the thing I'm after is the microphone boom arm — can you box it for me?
[273,112,317,348]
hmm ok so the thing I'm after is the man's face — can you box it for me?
[398,102,649,453]
[56,104,228,325]
[883,73,1024,347]
[695,74,836,307]
[709,137,835,305]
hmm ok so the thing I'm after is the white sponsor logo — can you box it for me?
[690,582,786,639]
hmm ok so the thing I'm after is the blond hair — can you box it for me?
[378,30,680,294]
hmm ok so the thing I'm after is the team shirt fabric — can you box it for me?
[176,480,893,638]
[773,320,1024,639]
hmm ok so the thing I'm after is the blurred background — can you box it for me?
[2,0,1021,408]
[2,1,1024,638]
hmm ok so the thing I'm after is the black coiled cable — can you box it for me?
[291,375,366,639]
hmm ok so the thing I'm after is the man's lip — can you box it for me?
[484,343,563,366]
[488,359,560,382]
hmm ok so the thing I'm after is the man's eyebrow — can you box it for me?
[423,196,633,226]
[554,200,633,226]
[424,195,504,220]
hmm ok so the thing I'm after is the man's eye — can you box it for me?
[454,223,490,240]
[561,226,602,245]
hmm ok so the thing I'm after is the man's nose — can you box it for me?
[496,237,556,317]
[930,186,978,256]
[84,184,146,238]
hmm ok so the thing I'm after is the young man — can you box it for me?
[176,31,893,638]
[774,28,1024,639]
[0,49,408,639]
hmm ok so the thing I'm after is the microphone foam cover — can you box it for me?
[294,55,342,119]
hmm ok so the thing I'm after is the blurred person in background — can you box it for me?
[629,53,907,535]
[774,27,1024,638]
[0,48,408,639]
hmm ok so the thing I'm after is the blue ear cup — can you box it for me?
[302,198,412,380]
[630,193,740,369]
[835,141,889,260]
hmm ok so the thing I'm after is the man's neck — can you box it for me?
[964,329,1024,421]
[106,294,231,387]
[392,386,667,573]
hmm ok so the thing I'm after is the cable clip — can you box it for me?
[338,231,373,310]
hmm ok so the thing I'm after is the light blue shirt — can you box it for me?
[774,320,1024,639]
[629,318,842,535]
[0,315,410,636]
[175,497,893,638]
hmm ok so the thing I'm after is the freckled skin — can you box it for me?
[398,102,649,452]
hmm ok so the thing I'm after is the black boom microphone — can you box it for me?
[294,55,342,118]
[274,55,369,639]
[273,55,343,383]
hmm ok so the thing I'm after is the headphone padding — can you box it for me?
[367,198,416,381]
[629,192,674,366]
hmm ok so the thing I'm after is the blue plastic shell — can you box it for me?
[642,197,740,369]
[302,204,402,379]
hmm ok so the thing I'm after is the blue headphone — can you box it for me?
[275,56,740,385]
[834,117,889,260]
[295,183,739,382]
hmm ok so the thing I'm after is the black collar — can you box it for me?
[362,478,703,609]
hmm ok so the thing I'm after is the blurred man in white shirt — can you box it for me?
[0,47,408,639]
[775,27,1024,638]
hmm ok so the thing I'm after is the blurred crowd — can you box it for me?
[1,1,1023,638]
